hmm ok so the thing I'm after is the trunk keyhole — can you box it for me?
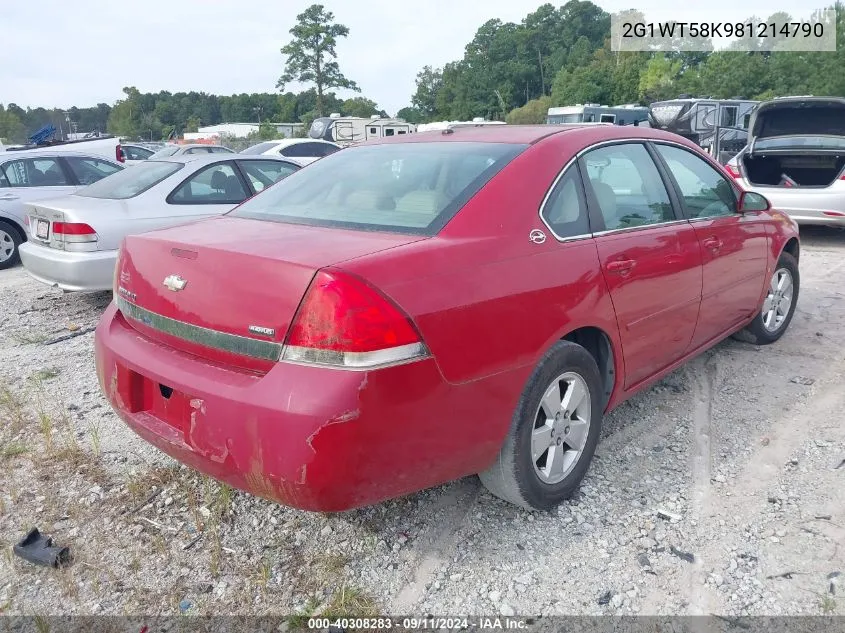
[159,384,173,399]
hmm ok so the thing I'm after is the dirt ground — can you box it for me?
[0,227,842,620]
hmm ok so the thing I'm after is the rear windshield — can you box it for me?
[754,136,845,151]
[149,146,180,159]
[75,161,183,199]
[240,142,279,155]
[228,142,527,234]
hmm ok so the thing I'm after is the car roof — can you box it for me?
[0,148,121,161]
[357,123,695,147]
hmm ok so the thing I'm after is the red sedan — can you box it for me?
[94,125,800,512]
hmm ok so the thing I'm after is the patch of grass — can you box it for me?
[124,465,181,503]
[33,615,50,633]
[286,596,322,630]
[820,595,837,614]
[30,368,61,382]
[11,331,49,345]
[1,442,28,459]
[321,584,380,618]
[0,381,28,433]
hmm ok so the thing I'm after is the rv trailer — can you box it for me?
[648,97,760,162]
[416,118,506,133]
[546,104,649,126]
[308,114,415,146]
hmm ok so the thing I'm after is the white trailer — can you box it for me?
[308,114,416,146]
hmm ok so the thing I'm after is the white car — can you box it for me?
[725,96,845,228]
[240,138,341,164]
[0,150,123,269]
[148,144,235,159]
[18,155,302,292]
[120,144,156,165]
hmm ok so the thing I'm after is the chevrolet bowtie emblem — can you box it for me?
[163,274,187,292]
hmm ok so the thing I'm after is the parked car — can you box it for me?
[4,133,123,164]
[725,96,845,227]
[0,150,123,269]
[94,125,800,513]
[19,155,302,291]
[148,144,235,159]
[240,138,341,164]
[120,144,156,164]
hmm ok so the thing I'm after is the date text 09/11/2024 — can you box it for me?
[307,616,531,630]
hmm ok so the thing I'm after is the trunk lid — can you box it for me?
[749,97,845,143]
[115,216,427,371]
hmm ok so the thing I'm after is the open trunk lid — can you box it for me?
[749,97,845,147]
[115,216,426,372]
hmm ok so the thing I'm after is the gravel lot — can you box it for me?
[0,227,843,619]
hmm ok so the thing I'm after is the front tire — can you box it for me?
[733,252,799,345]
[0,221,23,270]
[478,341,603,511]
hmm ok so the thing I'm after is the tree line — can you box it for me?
[2,1,844,143]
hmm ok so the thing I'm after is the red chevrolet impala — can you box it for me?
[95,125,800,512]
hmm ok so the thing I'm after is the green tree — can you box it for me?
[277,4,360,117]
[185,116,201,133]
[107,87,142,137]
[638,54,683,103]
[506,96,551,124]
[341,97,379,117]
[411,66,443,121]
[0,105,26,143]
[396,107,423,123]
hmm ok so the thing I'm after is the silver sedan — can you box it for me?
[18,154,302,292]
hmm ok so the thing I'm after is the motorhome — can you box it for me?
[308,114,415,146]
[648,97,759,160]
[546,104,649,126]
[416,118,506,133]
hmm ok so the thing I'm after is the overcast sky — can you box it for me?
[0,0,826,116]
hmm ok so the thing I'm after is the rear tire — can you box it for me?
[732,252,799,345]
[478,340,603,511]
[0,221,22,270]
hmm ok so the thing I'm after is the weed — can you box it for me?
[820,595,837,614]
[286,596,322,630]
[321,584,380,618]
[1,442,28,459]
[31,368,61,382]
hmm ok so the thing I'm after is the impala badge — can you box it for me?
[249,325,276,337]
[163,274,187,292]
[529,229,547,245]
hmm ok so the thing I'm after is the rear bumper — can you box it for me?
[19,243,116,292]
[94,303,526,511]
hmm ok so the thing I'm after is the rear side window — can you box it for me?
[123,146,153,160]
[237,160,299,193]
[541,166,590,238]
[76,160,183,199]
[169,162,248,204]
[229,142,527,234]
[1,158,69,187]
[280,142,323,158]
[65,157,122,185]
[209,146,234,154]
[149,146,180,159]
[241,142,279,155]
[581,143,674,231]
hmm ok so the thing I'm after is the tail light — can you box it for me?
[116,144,125,163]
[53,222,98,245]
[282,270,428,368]
[724,164,742,179]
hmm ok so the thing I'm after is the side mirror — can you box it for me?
[738,190,770,213]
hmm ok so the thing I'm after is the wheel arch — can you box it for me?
[782,236,799,262]
[559,325,619,411]
[0,216,25,243]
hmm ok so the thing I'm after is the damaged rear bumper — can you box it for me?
[94,302,518,511]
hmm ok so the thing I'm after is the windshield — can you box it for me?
[75,161,183,199]
[754,135,845,151]
[148,146,180,159]
[240,142,280,155]
[228,142,526,235]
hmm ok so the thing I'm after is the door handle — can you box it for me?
[702,237,723,251]
[606,259,636,274]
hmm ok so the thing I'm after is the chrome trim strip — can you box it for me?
[116,296,282,362]
[591,219,689,238]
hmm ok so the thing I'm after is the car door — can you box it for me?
[582,142,704,389]
[652,142,768,347]
[0,157,77,235]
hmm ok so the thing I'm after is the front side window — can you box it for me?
[169,162,247,204]
[228,142,527,234]
[65,157,122,185]
[237,160,299,193]
[654,144,737,218]
[581,143,674,230]
[76,160,183,199]
[0,158,68,187]
[541,166,590,238]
